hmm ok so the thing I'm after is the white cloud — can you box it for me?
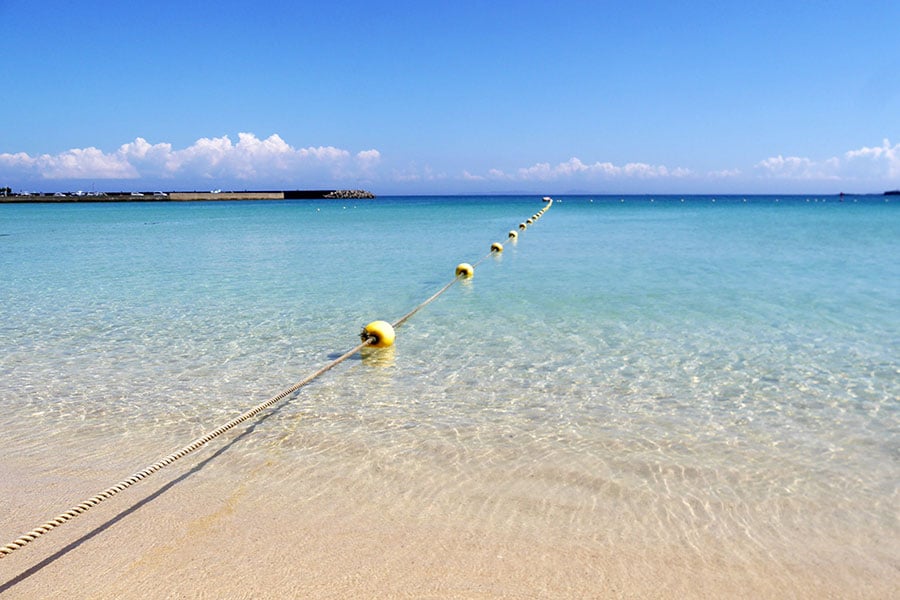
[756,139,900,182]
[708,168,742,178]
[5,135,898,192]
[0,147,139,179]
[355,149,381,172]
[482,157,692,182]
[842,138,900,178]
[0,133,380,183]
[391,164,446,182]
[118,138,176,176]
[162,134,353,180]
[754,155,834,180]
[356,149,381,162]
[471,139,899,190]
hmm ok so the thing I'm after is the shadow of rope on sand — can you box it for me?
[1,403,286,593]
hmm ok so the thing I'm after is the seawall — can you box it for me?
[0,189,376,203]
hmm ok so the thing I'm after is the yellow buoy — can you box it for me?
[519,223,527,230]
[361,320,395,348]
[508,230,518,239]
[526,218,533,224]
[491,242,503,253]
[456,263,474,278]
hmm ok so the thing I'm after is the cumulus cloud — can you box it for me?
[0,133,381,183]
[754,155,838,180]
[356,149,381,163]
[355,149,381,174]
[470,139,899,190]
[5,134,898,192]
[756,139,900,182]
[391,164,446,182]
[707,168,742,178]
[0,147,139,179]
[481,157,692,182]
[842,138,900,178]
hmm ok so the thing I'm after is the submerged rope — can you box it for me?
[0,198,553,559]
[0,338,372,558]
[391,249,494,329]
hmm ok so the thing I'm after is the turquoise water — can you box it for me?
[1,195,898,589]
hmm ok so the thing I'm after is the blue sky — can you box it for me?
[2,1,898,194]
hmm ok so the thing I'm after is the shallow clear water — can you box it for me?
[1,195,898,592]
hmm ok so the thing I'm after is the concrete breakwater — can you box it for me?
[0,189,376,203]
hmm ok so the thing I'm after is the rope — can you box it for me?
[1,198,553,559]
[471,250,497,269]
[392,276,460,329]
[392,247,498,329]
[0,337,373,558]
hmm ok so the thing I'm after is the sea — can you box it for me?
[0,195,897,597]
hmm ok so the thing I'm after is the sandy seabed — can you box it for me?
[1,434,896,600]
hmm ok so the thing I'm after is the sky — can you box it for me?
[1,0,899,195]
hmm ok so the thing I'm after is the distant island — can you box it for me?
[885,190,900,196]
[0,189,376,203]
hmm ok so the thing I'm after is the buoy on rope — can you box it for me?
[456,263,474,278]
[519,223,527,230]
[526,218,533,224]
[361,320,395,348]
[508,230,518,239]
[491,242,503,253]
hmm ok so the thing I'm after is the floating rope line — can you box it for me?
[391,248,493,330]
[385,196,554,331]
[0,196,554,559]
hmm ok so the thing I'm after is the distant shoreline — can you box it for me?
[0,189,376,203]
